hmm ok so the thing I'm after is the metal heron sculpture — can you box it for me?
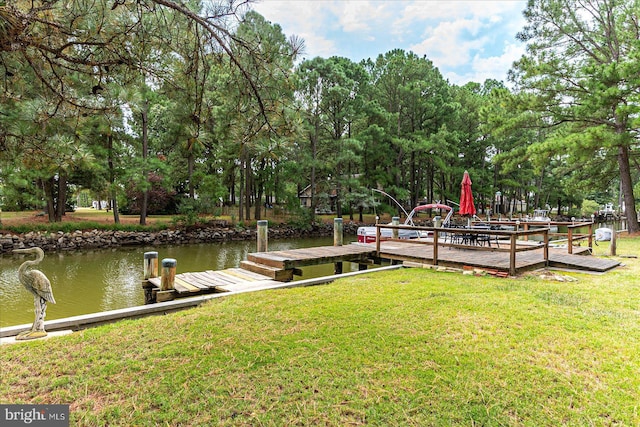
[13,247,56,340]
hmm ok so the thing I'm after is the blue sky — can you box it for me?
[251,0,528,85]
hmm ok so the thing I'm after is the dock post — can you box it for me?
[334,218,343,246]
[392,217,399,239]
[432,229,439,266]
[160,258,177,291]
[589,215,594,252]
[610,226,617,256]
[257,220,268,252]
[142,251,158,304]
[567,227,573,254]
[543,229,549,266]
[143,251,158,280]
[509,234,517,276]
[334,218,343,274]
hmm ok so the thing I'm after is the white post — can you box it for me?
[143,251,158,280]
[257,220,268,253]
[392,216,399,239]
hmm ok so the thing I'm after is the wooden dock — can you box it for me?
[147,268,280,301]
[241,240,620,281]
[375,241,619,273]
[241,245,376,280]
[144,237,620,303]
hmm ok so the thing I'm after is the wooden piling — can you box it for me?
[160,258,177,291]
[334,217,343,274]
[143,251,158,279]
[610,226,617,256]
[142,251,159,304]
[257,220,268,253]
[392,217,399,239]
[334,218,343,246]
[509,235,517,276]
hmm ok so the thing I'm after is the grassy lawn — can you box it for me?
[1,237,639,425]
[0,208,385,231]
[0,208,174,227]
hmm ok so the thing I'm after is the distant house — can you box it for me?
[298,184,337,214]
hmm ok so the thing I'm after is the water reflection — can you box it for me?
[0,236,353,327]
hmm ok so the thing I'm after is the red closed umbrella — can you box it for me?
[459,170,476,216]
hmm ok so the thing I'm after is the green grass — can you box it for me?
[1,237,639,426]
[0,221,172,234]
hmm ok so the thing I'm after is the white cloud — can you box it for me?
[449,42,527,85]
[474,42,526,82]
[250,0,529,84]
[395,0,523,26]
[338,1,374,33]
[410,19,489,68]
[252,0,339,58]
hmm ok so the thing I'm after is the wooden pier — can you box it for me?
[240,244,376,281]
[376,240,619,273]
[241,240,619,281]
[143,222,620,303]
[147,268,280,302]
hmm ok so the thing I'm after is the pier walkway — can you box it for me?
[145,222,621,302]
[147,268,280,299]
[375,241,619,274]
[239,239,619,282]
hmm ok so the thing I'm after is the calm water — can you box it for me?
[0,236,357,328]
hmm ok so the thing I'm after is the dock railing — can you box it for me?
[480,220,594,254]
[375,224,549,276]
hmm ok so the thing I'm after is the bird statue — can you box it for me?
[13,247,56,340]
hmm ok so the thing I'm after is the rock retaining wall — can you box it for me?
[0,222,362,255]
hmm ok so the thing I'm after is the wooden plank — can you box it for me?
[247,245,377,269]
[174,277,202,293]
[215,280,282,293]
[549,253,619,272]
[203,271,240,286]
[225,267,272,281]
[246,253,288,268]
[217,269,260,282]
[172,280,192,294]
[181,273,216,289]
[176,274,209,290]
[239,260,294,281]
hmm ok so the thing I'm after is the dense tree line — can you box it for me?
[0,0,638,232]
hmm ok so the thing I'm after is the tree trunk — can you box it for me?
[55,172,67,222]
[188,147,195,199]
[255,185,263,220]
[244,153,251,221]
[254,159,267,220]
[107,134,120,224]
[618,144,639,233]
[40,178,56,222]
[139,100,149,226]
[239,155,244,222]
[410,151,417,207]
[310,121,318,220]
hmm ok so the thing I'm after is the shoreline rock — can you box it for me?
[0,222,363,255]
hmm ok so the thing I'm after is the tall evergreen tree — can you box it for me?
[511,0,640,232]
